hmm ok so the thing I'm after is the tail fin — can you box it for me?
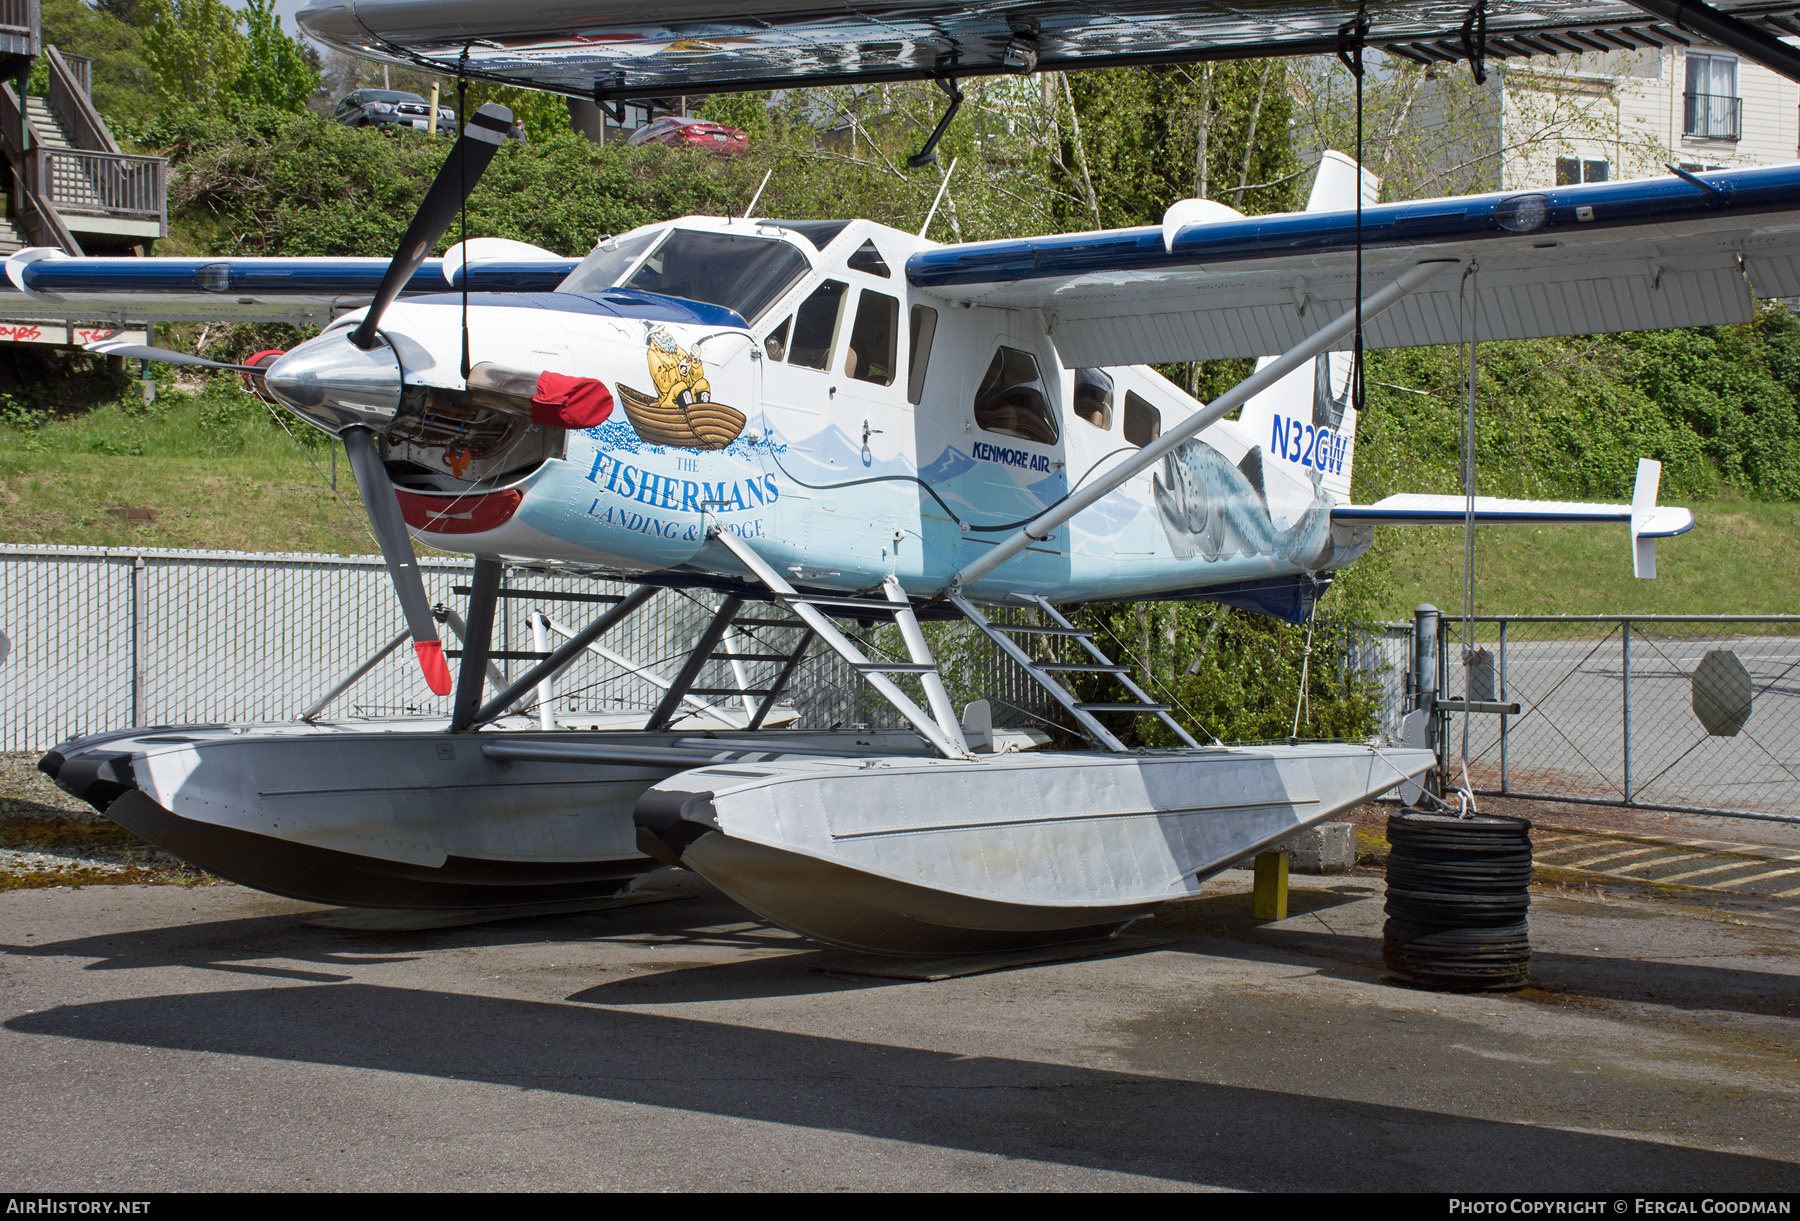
[1234,151,1380,505]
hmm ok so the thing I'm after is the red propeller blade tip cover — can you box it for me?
[414,640,453,695]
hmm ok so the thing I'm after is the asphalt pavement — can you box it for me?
[2,868,1797,1193]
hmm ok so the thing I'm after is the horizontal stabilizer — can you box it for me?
[1332,494,1693,537]
[1334,462,1687,581]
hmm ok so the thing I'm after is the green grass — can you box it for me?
[0,379,378,555]
[1367,499,1800,618]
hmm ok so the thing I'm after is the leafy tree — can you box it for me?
[37,0,154,125]
[90,0,140,22]
[700,91,772,141]
[141,0,246,110]
[232,0,320,114]
[1060,63,1301,229]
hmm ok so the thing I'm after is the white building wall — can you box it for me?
[1496,41,1797,190]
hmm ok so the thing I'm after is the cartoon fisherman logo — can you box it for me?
[615,325,747,450]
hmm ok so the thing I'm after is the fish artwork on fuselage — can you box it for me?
[614,324,747,449]
[1153,439,1339,570]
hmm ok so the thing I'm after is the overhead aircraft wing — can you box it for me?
[1,245,579,325]
[298,0,1800,102]
[906,163,1800,368]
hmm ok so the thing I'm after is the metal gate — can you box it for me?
[1430,614,1800,822]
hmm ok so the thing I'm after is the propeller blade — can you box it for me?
[84,340,261,373]
[350,102,513,351]
[340,426,452,696]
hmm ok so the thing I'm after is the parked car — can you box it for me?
[333,90,456,136]
[626,115,748,155]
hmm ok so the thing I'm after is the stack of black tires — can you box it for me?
[1383,808,1533,992]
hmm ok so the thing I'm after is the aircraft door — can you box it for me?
[948,332,1069,564]
[824,284,915,570]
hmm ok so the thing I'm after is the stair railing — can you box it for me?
[7,154,80,253]
[44,45,119,155]
[0,0,40,56]
[0,82,80,253]
[7,50,168,240]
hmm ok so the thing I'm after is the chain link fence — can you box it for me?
[14,545,1789,824]
[1427,614,1800,822]
[0,545,1058,753]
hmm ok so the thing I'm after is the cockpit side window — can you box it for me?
[556,230,658,296]
[844,289,899,386]
[788,280,849,370]
[846,239,891,277]
[907,306,937,405]
[1073,369,1114,430]
[764,317,791,363]
[974,347,1058,445]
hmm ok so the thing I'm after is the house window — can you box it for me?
[1555,158,1611,185]
[1685,53,1742,141]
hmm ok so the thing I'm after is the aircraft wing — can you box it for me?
[1,247,579,325]
[298,0,1800,103]
[906,163,1800,368]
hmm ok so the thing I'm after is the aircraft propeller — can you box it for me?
[84,340,266,373]
[326,100,514,696]
[350,102,513,351]
[88,102,517,699]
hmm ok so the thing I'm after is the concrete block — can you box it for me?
[1235,822,1355,875]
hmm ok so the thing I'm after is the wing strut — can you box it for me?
[947,257,1457,594]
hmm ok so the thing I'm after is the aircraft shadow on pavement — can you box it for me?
[565,952,908,1004]
[7,983,1794,1192]
[0,892,805,981]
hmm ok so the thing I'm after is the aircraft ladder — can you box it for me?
[708,529,973,758]
[949,593,1200,753]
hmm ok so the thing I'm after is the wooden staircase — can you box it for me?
[1,45,166,253]
[0,209,26,257]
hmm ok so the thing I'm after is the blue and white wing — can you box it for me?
[2,239,579,325]
[906,164,1800,368]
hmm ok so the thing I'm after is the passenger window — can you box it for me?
[907,305,937,405]
[846,239,891,277]
[974,347,1058,445]
[844,290,899,385]
[764,317,791,362]
[1073,369,1113,430]
[788,280,848,370]
[1123,392,1162,447]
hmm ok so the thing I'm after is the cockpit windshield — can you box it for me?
[558,228,809,323]
[557,230,658,296]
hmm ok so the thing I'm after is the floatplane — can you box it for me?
[30,0,1800,953]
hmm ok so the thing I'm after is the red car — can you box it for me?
[626,116,748,155]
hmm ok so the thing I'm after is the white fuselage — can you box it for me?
[374,216,1369,606]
